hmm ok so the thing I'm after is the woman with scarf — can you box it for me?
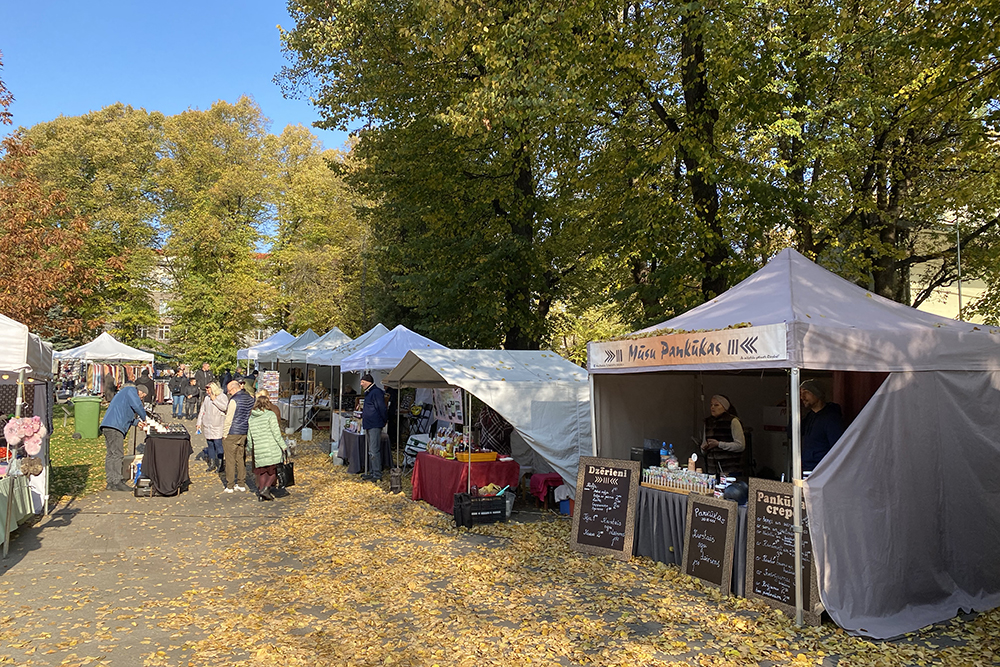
[701,394,746,479]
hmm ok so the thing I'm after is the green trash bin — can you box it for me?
[71,396,102,439]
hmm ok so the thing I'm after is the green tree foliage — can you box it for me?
[158,97,272,368]
[21,104,164,344]
[281,0,1000,341]
[267,126,364,335]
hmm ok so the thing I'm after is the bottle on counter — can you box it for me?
[660,442,669,468]
[666,444,679,471]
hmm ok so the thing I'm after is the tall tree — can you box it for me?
[0,52,98,340]
[267,126,364,335]
[22,104,164,344]
[158,97,272,368]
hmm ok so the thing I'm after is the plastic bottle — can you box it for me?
[660,442,669,468]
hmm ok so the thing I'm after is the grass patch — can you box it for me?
[49,415,106,503]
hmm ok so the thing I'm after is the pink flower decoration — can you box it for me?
[3,420,22,446]
[23,434,42,456]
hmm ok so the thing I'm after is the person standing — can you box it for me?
[182,377,201,420]
[196,381,229,472]
[102,369,118,404]
[701,394,746,478]
[799,380,845,472]
[247,394,288,501]
[168,369,186,419]
[220,368,233,391]
[221,380,255,493]
[99,383,148,492]
[360,373,387,482]
[194,362,215,405]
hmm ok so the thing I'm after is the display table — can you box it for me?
[411,452,520,515]
[337,429,392,474]
[144,433,193,496]
[277,396,330,431]
[635,485,748,596]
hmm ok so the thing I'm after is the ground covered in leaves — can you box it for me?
[3,424,998,666]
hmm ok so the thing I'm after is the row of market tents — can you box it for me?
[8,246,999,639]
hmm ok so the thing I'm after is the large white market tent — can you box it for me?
[386,349,591,496]
[0,313,55,524]
[305,324,390,367]
[278,327,351,363]
[340,324,446,373]
[237,329,295,362]
[588,247,1000,638]
[53,332,153,363]
[256,329,320,364]
[0,313,54,380]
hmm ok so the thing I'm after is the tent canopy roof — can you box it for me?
[386,349,589,387]
[0,313,53,380]
[53,331,153,364]
[278,327,352,363]
[340,325,446,373]
[306,324,390,366]
[257,329,320,363]
[238,330,295,361]
[601,248,1000,372]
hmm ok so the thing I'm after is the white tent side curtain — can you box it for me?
[0,313,53,380]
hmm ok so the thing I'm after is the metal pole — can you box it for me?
[466,388,471,495]
[790,367,804,627]
[956,222,963,320]
[588,371,598,456]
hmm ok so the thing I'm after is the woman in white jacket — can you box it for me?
[197,382,229,473]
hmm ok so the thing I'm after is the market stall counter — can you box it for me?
[143,431,193,496]
[635,485,748,596]
[337,429,392,475]
[411,451,520,515]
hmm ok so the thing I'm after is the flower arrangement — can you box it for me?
[3,416,48,456]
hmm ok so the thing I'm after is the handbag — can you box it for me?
[276,453,295,488]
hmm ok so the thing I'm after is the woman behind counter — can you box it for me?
[701,394,746,478]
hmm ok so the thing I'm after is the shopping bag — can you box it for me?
[276,457,295,488]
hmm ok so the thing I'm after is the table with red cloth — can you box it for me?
[411,452,520,515]
[529,472,564,503]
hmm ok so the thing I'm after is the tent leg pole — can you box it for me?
[588,372,598,456]
[791,367,804,627]
[466,389,472,495]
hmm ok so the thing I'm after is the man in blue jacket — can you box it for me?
[360,373,387,482]
[799,379,845,472]
[100,383,148,492]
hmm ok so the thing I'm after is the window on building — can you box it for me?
[158,301,170,315]
[157,325,170,340]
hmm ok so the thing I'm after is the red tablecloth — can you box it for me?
[529,472,564,502]
[411,452,520,515]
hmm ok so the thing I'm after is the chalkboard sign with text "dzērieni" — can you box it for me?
[745,478,823,625]
[570,457,640,561]
[682,494,738,593]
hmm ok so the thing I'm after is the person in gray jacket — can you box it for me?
[196,381,229,472]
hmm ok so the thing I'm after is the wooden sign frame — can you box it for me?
[745,478,823,625]
[682,493,738,593]
[570,457,641,561]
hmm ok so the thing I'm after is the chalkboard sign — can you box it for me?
[682,494,738,592]
[570,457,640,561]
[745,478,823,625]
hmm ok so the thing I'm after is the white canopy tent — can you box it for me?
[340,324,446,374]
[279,327,351,364]
[237,329,295,363]
[256,329,320,365]
[0,313,55,530]
[306,324,390,368]
[385,349,591,496]
[53,332,153,363]
[588,247,1000,637]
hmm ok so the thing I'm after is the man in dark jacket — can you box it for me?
[799,379,845,472]
[221,380,255,493]
[182,377,201,420]
[194,362,215,405]
[100,383,148,492]
[360,373,388,481]
[136,369,156,411]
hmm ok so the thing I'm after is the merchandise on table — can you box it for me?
[142,413,188,435]
[641,466,715,495]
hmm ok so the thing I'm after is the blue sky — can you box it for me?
[0,1,351,150]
